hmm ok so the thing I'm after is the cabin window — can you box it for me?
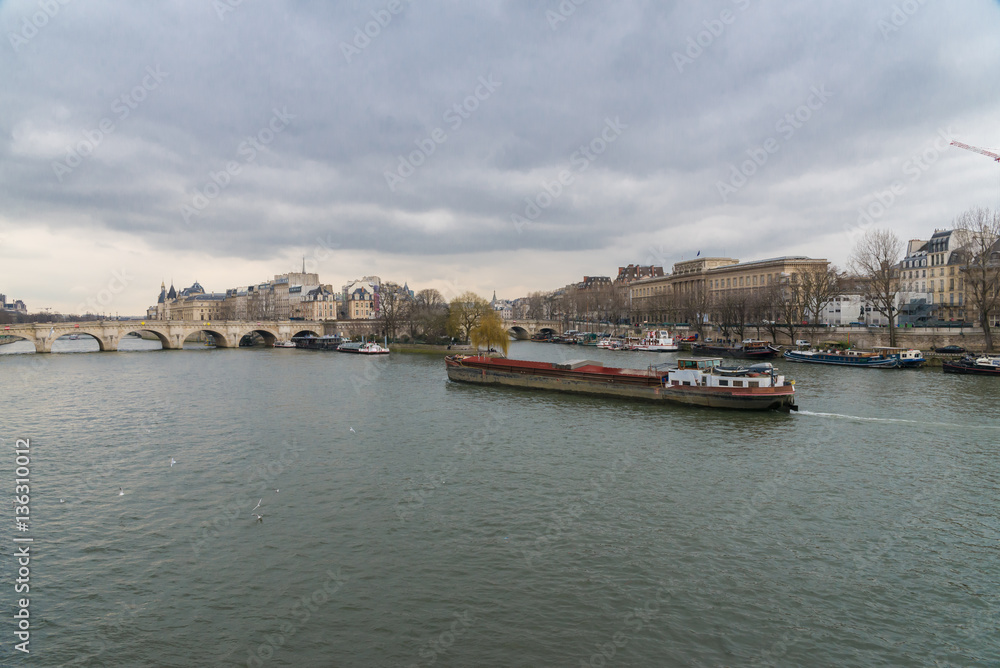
[719,379,728,386]
[748,381,758,388]
[733,380,743,387]
[682,381,690,386]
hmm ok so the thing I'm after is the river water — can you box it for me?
[1,339,998,666]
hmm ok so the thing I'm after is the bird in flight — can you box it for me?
[118,487,125,496]
[252,513,263,523]
[170,458,177,467]
[251,498,262,512]
[349,427,356,433]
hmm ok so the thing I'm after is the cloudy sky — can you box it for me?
[2,0,999,316]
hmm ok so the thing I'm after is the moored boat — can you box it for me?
[273,340,297,348]
[691,339,780,359]
[597,337,624,350]
[629,330,678,352]
[782,348,899,368]
[444,355,796,411]
[338,341,390,354]
[942,355,1000,375]
[871,346,925,368]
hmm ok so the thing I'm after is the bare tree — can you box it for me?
[246,288,276,320]
[447,291,492,342]
[756,282,785,343]
[377,283,410,341]
[850,229,904,346]
[406,289,446,340]
[954,207,1000,351]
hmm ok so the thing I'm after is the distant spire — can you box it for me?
[302,255,305,273]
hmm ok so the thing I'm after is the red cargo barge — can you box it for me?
[445,355,797,411]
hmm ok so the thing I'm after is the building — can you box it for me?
[628,256,831,323]
[147,270,329,321]
[614,264,664,285]
[342,276,381,320]
[577,275,612,291]
[148,281,227,321]
[295,286,339,321]
[1,294,27,314]
[490,291,513,320]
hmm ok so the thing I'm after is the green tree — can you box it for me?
[470,310,510,356]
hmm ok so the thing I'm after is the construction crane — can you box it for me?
[951,140,1000,162]
[951,141,1000,209]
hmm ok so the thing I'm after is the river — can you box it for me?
[1,339,998,666]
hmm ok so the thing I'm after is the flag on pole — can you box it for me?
[696,250,701,256]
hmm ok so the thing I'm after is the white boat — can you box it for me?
[629,330,678,352]
[273,340,297,348]
[597,338,624,350]
[337,341,390,355]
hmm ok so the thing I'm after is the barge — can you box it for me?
[444,355,796,411]
[942,355,1000,375]
[691,339,780,359]
[782,347,923,368]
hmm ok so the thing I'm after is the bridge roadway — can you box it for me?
[2,319,565,352]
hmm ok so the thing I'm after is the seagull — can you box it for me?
[170,458,176,467]
[118,487,125,496]
[252,513,263,523]
[251,498,262,512]
[349,427,356,433]
[60,499,65,503]
[274,489,279,493]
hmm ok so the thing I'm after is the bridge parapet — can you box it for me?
[0,320,331,353]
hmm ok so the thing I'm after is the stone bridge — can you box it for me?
[502,319,563,340]
[0,320,338,353]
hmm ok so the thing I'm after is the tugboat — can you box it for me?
[691,339,780,359]
[444,355,797,411]
[942,354,1000,375]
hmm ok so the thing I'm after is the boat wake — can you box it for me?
[794,410,1000,430]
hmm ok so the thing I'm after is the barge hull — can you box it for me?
[446,364,795,411]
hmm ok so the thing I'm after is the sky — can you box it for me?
[2,0,1000,316]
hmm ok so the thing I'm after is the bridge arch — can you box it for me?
[236,328,280,347]
[118,328,168,351]
[508,326,530,340]
[186,329,235,348]
[292,329,322,339]
[50,331,107,352]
